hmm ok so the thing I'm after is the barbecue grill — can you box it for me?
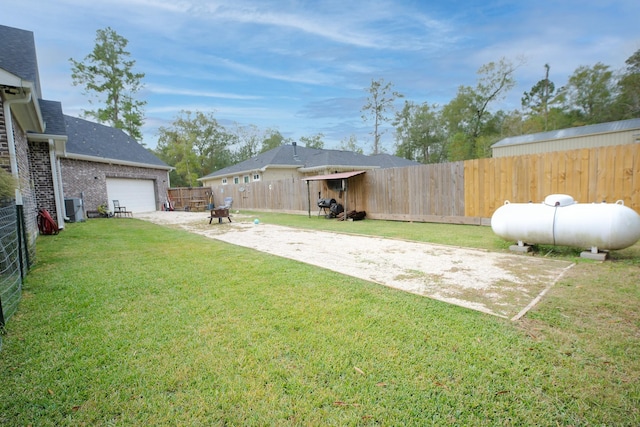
[317,198,336,216]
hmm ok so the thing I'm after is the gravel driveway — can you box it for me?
[136,211,574,319]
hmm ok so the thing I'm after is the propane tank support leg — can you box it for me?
[509,240,532,253]
[580,246,609,261]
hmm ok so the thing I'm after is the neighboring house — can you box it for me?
[198,142,420,187]
[62,115,171,214]
[491,118,640,158]
[1,24,170,233]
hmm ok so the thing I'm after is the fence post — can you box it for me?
[0,294,5,328]
[19,204,30,270]
[16,204,25,280]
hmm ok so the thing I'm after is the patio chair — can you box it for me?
[219,197,233,210]
[113,200,132,218]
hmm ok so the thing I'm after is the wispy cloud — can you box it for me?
[188,1,456,52]
[146,103,295,122]
[297,97,365,119]
[208,55,338,86]
[96,0,194,14]
[202,5,381,49]
[146,84,263,100]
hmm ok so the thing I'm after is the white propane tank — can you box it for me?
[491,194,640,251]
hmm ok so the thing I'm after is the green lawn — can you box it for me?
[1,216,638,426]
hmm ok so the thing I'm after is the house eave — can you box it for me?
[262,164,302,170]
[0,75,45,133]
[62,152,173,171]
[298,165,380,173]
[198,164,299,181]
[27,133,67,155]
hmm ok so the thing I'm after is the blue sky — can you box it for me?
[2,0,639,151]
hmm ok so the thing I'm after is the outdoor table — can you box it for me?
[189,199,206,211]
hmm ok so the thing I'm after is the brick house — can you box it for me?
[1,24,170,233]
[61,115,171,215]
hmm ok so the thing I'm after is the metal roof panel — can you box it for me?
[302,170,367,181]
[492,118,640,148]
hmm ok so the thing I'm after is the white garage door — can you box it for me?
[106,178,157,213]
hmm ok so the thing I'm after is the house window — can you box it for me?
[243,175,250,184]
[328,179,343,191]
[253,173,261,181]
[222,178,228,185]
[233,176,239,184]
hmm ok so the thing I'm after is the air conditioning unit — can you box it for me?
[64,198,85,223]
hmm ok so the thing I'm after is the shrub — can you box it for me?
[0,167,16,201]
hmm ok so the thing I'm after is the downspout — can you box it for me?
[3,90,32,201]
[49,138,66,229]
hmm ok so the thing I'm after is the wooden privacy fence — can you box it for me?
[198,164,469,222]
[466,144,640,218]
[170,179,324,213]
[186,143,639,224]
[358,162,468,223]
[236,178,323,213]
[167,187,211,211]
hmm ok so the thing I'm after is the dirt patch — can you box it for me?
[136,211,574,319]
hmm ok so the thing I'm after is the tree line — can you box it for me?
[70,28,639,187]
[394,52,640,163]
[153,115,327,187]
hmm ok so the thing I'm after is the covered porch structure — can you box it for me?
[302,170,366,219]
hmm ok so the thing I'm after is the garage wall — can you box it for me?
[60,158,169,213]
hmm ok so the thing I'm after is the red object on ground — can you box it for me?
[37,208,59,235]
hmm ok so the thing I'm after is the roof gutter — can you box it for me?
[298,165,379,173]
[28,132,67,155]
[260,164,300,171]
[62,152,174,171]
[197,164,298,181]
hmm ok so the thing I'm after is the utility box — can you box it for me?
[64,198,85,223]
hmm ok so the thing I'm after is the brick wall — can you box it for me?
[60,158,169,212]
[1,104,42,232]
[28,140,57,218]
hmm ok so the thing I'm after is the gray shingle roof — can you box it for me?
[492,118,640,148]
[64,115,170,169]
[201,144,420,179]
[0,24,42,98]
[38,100,66,136]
